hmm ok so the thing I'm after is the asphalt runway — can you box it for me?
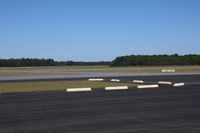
[1,74,200,84]
[0,66,200,82]
[0,75,200,133]
[1,71,200,82]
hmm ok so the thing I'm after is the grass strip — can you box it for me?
[1,68,200,77]
[0,65,109,70]
[0,81,137,93]
[0,65,200,71]
[60,68,200,73]
[0,72,78,77]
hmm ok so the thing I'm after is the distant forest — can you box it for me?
[1,54,200,67]
[0,58,110,67]
[110,54,200,66]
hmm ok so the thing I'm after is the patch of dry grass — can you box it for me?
[60,68,200,73]
[0,72,77,77]
[0,65,109,70]
[0,81,137,93]
[0,65,200,71]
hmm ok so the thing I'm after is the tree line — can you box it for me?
[110,54,200,66]
[1,54,200,67]
[0,58,110,67]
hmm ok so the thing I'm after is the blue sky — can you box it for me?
[0,0,200,61]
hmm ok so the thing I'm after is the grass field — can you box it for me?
[0,72,78,77]
[0,65,199,93]
[60,68,200,73]
[0,65,200,71]
[0,65,200,77]
[0,81,137,93]
[60,69,160,73]
[0,65,109,70]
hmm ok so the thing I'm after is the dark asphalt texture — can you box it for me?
[0,75,200,133]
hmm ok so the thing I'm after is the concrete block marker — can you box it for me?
[161,69,175,73]
[88,78,104,81]
[158,81,172,85]
[105,86,128,90]
[111,79,120,82]
[66,88,91,92]
[137,84,159,89]
[173,82,184,87]
[133,80,144,83]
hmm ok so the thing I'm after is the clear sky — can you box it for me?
[0,0,200,61]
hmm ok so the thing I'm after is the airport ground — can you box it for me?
[0,65,200,83]
[0,66,200,133]
[0,74,200,133]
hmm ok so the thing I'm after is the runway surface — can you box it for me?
[1,73,200,84]
[0,75,200,133]
[0,66,200,82]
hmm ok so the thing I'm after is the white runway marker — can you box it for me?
[111,79,120,82]
[133,80,144,83]
[158,81,172,85]
[105,86,128,90]
[173,83,184,87]
[137,84,159,89]
[66,88,91,92]
[88,78,104,81]
[161,69,175,72]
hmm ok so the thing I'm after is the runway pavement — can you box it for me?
[1,72,200,83]
[0,73,200,84]
[0,75,200,133]
[0,66,200,82]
